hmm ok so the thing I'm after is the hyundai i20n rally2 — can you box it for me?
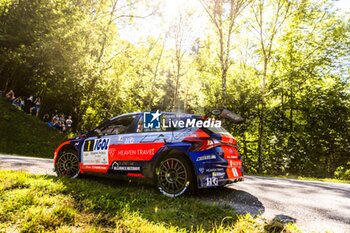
[54,109,244,197]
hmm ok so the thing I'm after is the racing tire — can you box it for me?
[155,154,195,197]
[55,149,80,178]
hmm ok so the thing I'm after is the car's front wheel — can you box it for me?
[155,154,195,197]
[55,149,80,178]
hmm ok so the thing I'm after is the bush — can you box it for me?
[334,162,350,180]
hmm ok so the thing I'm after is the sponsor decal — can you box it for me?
[83,138,110,165]
[198,167,205,174]
[117,148,156,157]
[229,160,242,167]
[232,167,239,177]
[196,154,216,161]
[158,181,190,198]
[212,172,226,177]
[108,143,164,161]
[206,177,219,187]
[205,168,224,172]
[111,161,141,171]
[83,165,106,170]
[199,176,219,187]
[124,137,135,144]
[117,135,124,142]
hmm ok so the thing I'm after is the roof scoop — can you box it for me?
[210,108,245,124]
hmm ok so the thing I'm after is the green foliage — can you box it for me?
[0,170,301,232]
[0,98,66,158]
[334,162,350,180]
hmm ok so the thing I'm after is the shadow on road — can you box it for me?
[248,176,350,199]
[193,186,265,216]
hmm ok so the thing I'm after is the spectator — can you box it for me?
[19,96,25,111]
[60,121,66,132]
[5,90,15,101]
[25,95,33,114]
[66,115,73,132]
[42,113,50,122]
[30,97,41,117]
[48,114,56,127]
[59,114,65,124]
[48,116,60,129]
[12,96,22,110]
[51,114,59,125]
[58,114,65,130]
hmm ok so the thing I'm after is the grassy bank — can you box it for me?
[0,170,301,232]
[0,98,66,158]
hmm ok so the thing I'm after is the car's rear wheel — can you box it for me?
[155,154,195,197]
[55,149,80,178]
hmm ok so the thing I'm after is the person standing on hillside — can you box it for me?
[58,114,66,131]
[20,96,25,111]
[25,95,33,114]
[30,97,41,117]
[66,115,73,132]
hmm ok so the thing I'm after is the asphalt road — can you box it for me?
[0,154,349,233]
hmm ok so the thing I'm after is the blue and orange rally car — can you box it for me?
[54,109,244,197]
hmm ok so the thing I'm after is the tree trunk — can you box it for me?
[172,59,181,111]
[221,65,228,107]
[257,60,267,174]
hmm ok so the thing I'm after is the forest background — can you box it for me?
[1,0,349,179]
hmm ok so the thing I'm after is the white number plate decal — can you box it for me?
[82,138,110,165]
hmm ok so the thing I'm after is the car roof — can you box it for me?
[109,111,202,121]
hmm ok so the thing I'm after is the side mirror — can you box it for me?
[95,128,103,136]
[87,128,103,137]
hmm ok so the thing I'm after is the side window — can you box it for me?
[99,115,135,135]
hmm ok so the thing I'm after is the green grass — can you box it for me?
[0,170,302,232]
[0,98,66,158]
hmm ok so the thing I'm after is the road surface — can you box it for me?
[0,154,349,233]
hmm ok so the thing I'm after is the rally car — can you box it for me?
[54,109,244,197]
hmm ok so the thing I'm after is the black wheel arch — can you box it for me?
[57,144,79,161]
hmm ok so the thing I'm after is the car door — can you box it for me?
[109,114,171,161]
[107,114,172,176]
[80,114,139,174]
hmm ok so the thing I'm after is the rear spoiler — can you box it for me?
[208,108,244,124]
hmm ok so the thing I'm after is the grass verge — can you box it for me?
[0,170,302,232]
[0,98,66,158]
